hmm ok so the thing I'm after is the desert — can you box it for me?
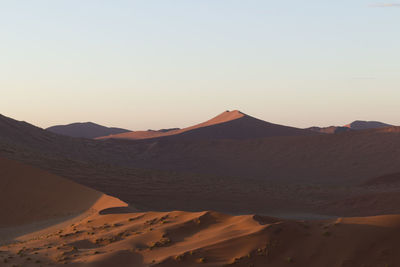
[2,111,400,266]
[2,1,399,266]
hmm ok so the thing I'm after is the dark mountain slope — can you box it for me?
[47,122,130,139]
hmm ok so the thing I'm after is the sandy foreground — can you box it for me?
[1,130,400,266]
[1,157,400,267]
[2,209,400,267]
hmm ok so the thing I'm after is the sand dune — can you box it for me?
[309,120,394,134]
[307,126,351,134]
[1,208,400,266]
[0,157,126,243]
[1,158,398,266]
[97,110,314,140]
[2,113,400,217]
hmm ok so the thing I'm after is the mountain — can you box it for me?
[97,110,315,140]
[307,126,352,134]
[345,120,393,130]
[46,122,131,139]
[308,120,394,134]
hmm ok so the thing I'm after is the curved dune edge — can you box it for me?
[89,194,128,213]
[96,110,246,140]
[6,194,128,245]
[1,210,400,266]
[0,157,127,244]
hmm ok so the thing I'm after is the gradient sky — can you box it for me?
[1,1,399,130]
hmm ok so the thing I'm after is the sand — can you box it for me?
[2,208,400,266]
[2,112,400,265]
[1,144,400,265]
[2,112,400,217]
[0,157,126,243]
[96,110,314,140]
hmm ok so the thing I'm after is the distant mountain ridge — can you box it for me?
[46,122,131,139]
[307,126,351,134]
[308,120,394,134]
[345,120,393,130]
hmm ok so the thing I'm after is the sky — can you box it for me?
[1,1,399,130]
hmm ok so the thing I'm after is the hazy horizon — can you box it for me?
[1,1,399,130]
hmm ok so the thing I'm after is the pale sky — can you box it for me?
[1,1,399,130]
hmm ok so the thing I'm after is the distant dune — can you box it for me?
[345,120,393,130]
[308,120,394,134]
[97,110,315,140]
[2,113,400,217]
[307,126,351,134]
[47,122,131,139]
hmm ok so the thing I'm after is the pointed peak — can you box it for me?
[209,110,246,124]
[223,109,244,115]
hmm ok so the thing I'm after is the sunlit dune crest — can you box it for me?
[96,110,314,140]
